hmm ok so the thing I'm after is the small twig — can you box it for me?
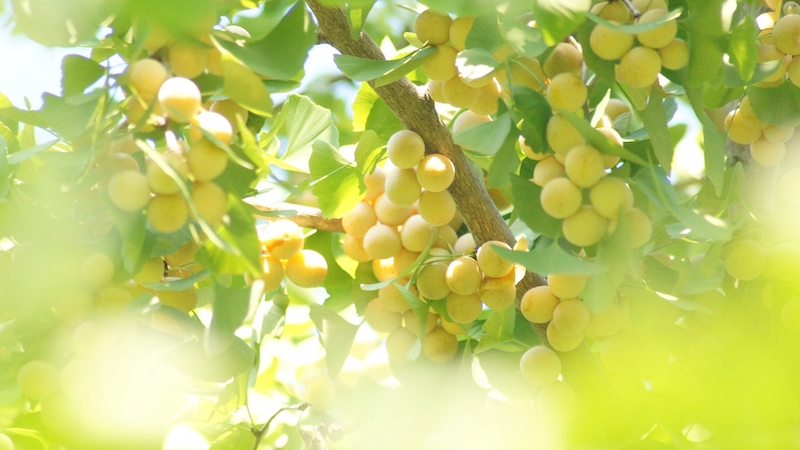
[619,0,642,19]
[247,200,344,232]
[251,403,309,450]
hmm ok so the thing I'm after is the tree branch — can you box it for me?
[247,200,344,233]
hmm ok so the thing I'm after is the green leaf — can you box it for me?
[347,0,377,40]
[510,175,561,239]
[502,16,548,57]
[396,282,430,341]
[206,282,251,355]
[513,86,552,154]
[454,112,512,156]
[198,198,261,276]
[487,125,520,188]
[221,54,273,117]
[534,0,591,46]
[309,303,359,379]
[354,130,385,173]
[582,211,631,314]
[6,140,57,165]
[61,55,104,98]
[495,238,605,275]
[685,0,726,87]
[576,20,615,83]
[161,337,255,383]
[465,14,506,51]
[556,110,649,166]
[723,60,781,88]
[455,48,498,83]
[209,427,257,450]
[748,83,800,127]
[474,305,518,353]
[727,16,758,83]
[585,8,684,34]
[232,0,296,40]
[0,92,99,140]
[636,94,673,172]
[309,141,365,217]
[217,2,317,80]
[685,87,725,195]
[304,231,354,292]
[275,95,339,173]
[335,47,436,84]
[10,0,120,46]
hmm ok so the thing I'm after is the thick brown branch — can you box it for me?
[248,201,344,232]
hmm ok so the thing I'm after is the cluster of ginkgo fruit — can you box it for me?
[257,219,329,291]
[590,0,688,88]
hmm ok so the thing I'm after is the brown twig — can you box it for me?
[247,200,344,233]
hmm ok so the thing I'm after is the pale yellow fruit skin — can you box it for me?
[129,58,169,99]
[632,0,668,12]
[146,152,189,195]
[605,99,631,121]
[723,239,766,281]
[548,273,588,300]
[627,208,652,248]
[416,262,451,300]
[520,135,549,161]
[479,276,516,310]
[562,206,609,248]
[788,56,800,87]
[546,321,585,352]
[416,154,455,192]
[363,224,402,260]
[342,202,378,238]
[387,130,426,169]
[454,233,476,254]
[18,360,60,400]
[543,43,584,77]
[453,110,491,136]
[750,137,786,166]
[259,219,304,260]
[374,193,413,226]
[428,80,447,103]
[400,214,436,252]
[81,253,115,291]
[423,45,458,81]
[476,240,514,278]
[158,77,201,123]
[157,282,198,312]
[133,257,164,284]
[378,281,413,313]
[285,249,328,288]
[532,157,566,187]
[659,38,689,70]
[107,170,151,212]
[739,96,768,131]
[593,1,633,22]
[167,40,208,79]
[147,194,189,234]
[552,298,591,336]
[0,433,13,450]
[384,166,422,206]
[442,75,480,108]
[403,310,436,336]
[415,9,452,46]
[540,177,582,219]
[773,14,800,55]
[363,166,386,201]
[446,256,482,295]
[520,346,561,386]
[210,99,249,132]
[418,189,456,226]
[636,9,678,49]
[590,23,634,61]
[260,254,284,292]
[189,111,234,145]
[434,225,458,250]
[422,326,459,363]
[546,114,586,155]
[343,235,371,263]
[186,139,228,181]
[617,46,661,88]
[445,291,483,324]
[449,17,474,51]
[546,73,587,113]
[564,144,606,188]
[496,57,547,92]
[192,181,228,226]
[364,298,402,332]
[724,109,761,145]
[469,80,502,115]
[590,177,634,219]
[386,327,417,363]
[521,285,560,323]
[763,124,795,143]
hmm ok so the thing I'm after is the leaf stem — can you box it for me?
[251,403,309,450]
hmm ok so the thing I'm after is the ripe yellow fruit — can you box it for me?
[590,22,634,61]
[167,40,208,79]
[146,152,189,195]
[260,254,284,292]
[386,327,418,363]
[342,202,378,238]
[540,177,582,219]
[416,154,455,192]
[562,206,609,247]
[384,166,422,206]
[416,262,451,300]
[632,0,668,12]
[445,291,483,324]
[763,124,795,143]
[428,80,447,103]
[532,157,566,187]
[773,14,800,55]
[519,135,549,161]
[422,326,459,363]
[449,17,474,51]
[363,166,386,201]
[592,1,633,22]
[454,233,476,254]
[378,281,413,313]
[387,130,426,169]
[546,73,587,113]
[363,223,402,260]
[364,298,403,332]
[285,249,328,288]
[165,240,198,268]
[564,144,606,188]
[548,273,588,300]
[723,239,766,281]
[434,225,458,250]
[95,284,133,312]
[400,214,436,252]
[259,220,305,260]
[157,282,198,312]
[617,46,661,88]
[521,285,560,323]
[403,309,437,336]
[739,96,768,130]
[423,45,458,81]
[418,189,456,226]
[125,97,159,131]
[192,181,228,226]
[469,79,502,115]
[590,177,634,219]
[210,99,249,132]
[158,77,201,123]
[189,111,234,145]
[107,170,151,212]
[636,9,678,49]
[343,235,371,263]
[129,58,169,99]
[543,43,584,77]
[477,272,515,310]
[453,110,491,136]
[546,114,586,155]
[496,57,547,92]
[446,256,482,295]
[520,346,561,386]
[659,38,689,70]
[147,194,189,233]
[750,137,786,166]
[415,9,452,46]
[596,128,623,168]
[724,109,761,145]
[546,321,585,352]
[133,257,164,284]
[18,360,60,400]
[605,99,631,121]
[374,193,413,226]
[552,298,591,336]
[627,207,652,248]
[442,75,480,108]
[476,240,514,278]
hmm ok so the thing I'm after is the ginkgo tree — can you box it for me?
[1,0,800,448]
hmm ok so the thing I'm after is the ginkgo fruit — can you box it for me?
[343,235,371,263]
[423,45,458,81]
[724,109,761,145]
[763,124,795,143]
[259,220,305,260]
[415,9,452,46]
[590,177,634,219]
[659,38,690,70]
[167,40,207,79]
[158,77,201,123]
[157,282,198,312]
[636,9,678,49]
[592,1,633,22]
[384,166,422,206]
[147,194,189,234]
[385,327,417,363]
[546,321,585,352]
[564,144,606,188]
[17,360,60,400]
[540,177,582,219]
[133,257,164,284]
[617,46,661,88]
[445,291,483,324]
[476,240,514,278]
[400,214,436,252]
[469,79,502,115]
[107,170,151,212]
[186,139,228,181]
[416,262,451,300]
[532,157,566,187]
[562,206,609,248]
[546,73,587,113]
[146,152,189,195]
[416,154,455,192]
[387,130,426,169]
[446,256,482,295]
[374,193,413,226]
[552,299,591,336]
[548,273,588,300]
[129,58,169,99]
[285,249,328,288]
[627,208,653,248]
[590,22,634,61]
[479,275,516,310]
[192,181,227,226]
[342,202,378,238]
[520,346,561,386]
[363,224,402,260]
[750,136,786,166]
[189,111,234,145]
[442,75,480,108]
[422,326,459,363]
[364,298,402,332]
[546,114,586,155]
[403,310,437,336]
[521,285,561,323]
[773,13,800,55]
[378,281,413,313]
[418,189,456,226]
[543,42,584,77]
[81,253,115,291]
[260,254,284,292]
